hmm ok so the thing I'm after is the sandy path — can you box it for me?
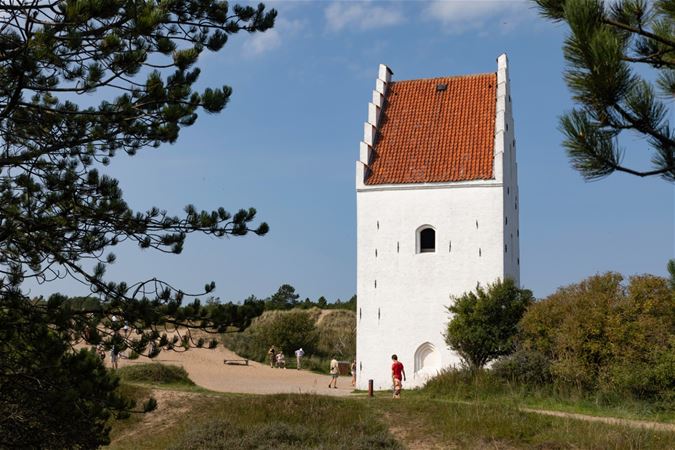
[113,346,353,397]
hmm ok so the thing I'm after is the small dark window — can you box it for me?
[505,216,508,225]
[436,83,447,92]
[375,249,378,258]
[376,221,379,230]
[505,244,508,253]
[449,241,452,252]
[378,308,380,320]
[374,280,377,288]
[517,257,520,265]
[506,123,509,131]
[420,228,435,253]
[517,229,519,237]
[507,187,510,195]
[397,241,399,253]
[479,248,482,257]
[475,220,479,229]
[359,308,362,319]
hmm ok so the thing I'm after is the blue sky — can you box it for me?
[33,0,674,302]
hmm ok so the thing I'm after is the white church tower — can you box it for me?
[355,54,520,390]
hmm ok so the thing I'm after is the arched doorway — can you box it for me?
[414,342,441,379]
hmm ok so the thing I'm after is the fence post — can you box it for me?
[368,379,373,397]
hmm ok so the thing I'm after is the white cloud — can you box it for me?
[243,18,305,56]
[325,1,404,32]
[424,0,531,34]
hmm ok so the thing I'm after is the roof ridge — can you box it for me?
[392,72,495,84]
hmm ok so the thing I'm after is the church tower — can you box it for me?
[355,54,519,390]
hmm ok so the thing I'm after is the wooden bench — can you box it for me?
[223,359,249,366]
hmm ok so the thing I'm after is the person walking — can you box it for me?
[391,354,406,399]
[268,346,276,368]
[110,346,119,370]
[328,357,339,389]
[294,347,305,370]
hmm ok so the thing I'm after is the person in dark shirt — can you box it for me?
[391,354,406,399]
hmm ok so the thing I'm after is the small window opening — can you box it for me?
[397,241,399,253]
[475,220,479,229]
[375,249,378,258]
[505,244,508,253]
[449,241,452,252]
[359,308,362,319]
[376,221,379,230]
[378,308,380,320]
[507,187,510,195]
[479,248,482,257]
[436,83,447,92]
[419,227,435,253]
[506,123,509,131]
[505,216,508,225]
[517,257,520,265]
[517,229,519,237]
[374,280,377,288]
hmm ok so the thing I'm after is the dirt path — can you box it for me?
[112,346,353,397]
[520,407,675,432]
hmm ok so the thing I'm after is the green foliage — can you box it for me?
[117,363,195,386]
[492,350,552,386]
[519,272,675,403]
[265,284,300,310]
[256,310,318,355]
[222,308,356,364]
[534,0,675,181]
[0,298,131,449]
[0,1,276,446]
[445,279,534,370]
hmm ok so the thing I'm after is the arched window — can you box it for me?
[416,226,435,253]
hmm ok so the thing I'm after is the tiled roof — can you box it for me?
[365,73,496,185]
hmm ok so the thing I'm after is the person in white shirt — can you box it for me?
[294,348,305,369]
[328,357,339,389]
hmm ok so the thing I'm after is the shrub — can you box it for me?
[117,363,194,385]
[518,272,675,404]
[492,350,552,386]
[445,278,533,370]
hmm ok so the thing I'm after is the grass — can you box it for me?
[372,395,675,450]
[105,363,674,449]
[420,368,675,423]
[108,391,400,450]
[116,363,195,386]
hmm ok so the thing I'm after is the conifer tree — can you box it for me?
[0,1,275,446]
[535,0,675,181]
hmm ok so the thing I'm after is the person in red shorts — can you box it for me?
[391,354,406,399]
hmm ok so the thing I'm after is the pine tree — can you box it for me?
[534,0,675,181]
[0,1,275,446]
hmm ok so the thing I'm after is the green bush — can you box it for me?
[518,273,675,405]
[222,308,356,364]
[117,363,194,385]
[446,278,533,370]
[492,350,552,386]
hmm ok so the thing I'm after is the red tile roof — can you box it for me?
[365,73,496,185]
